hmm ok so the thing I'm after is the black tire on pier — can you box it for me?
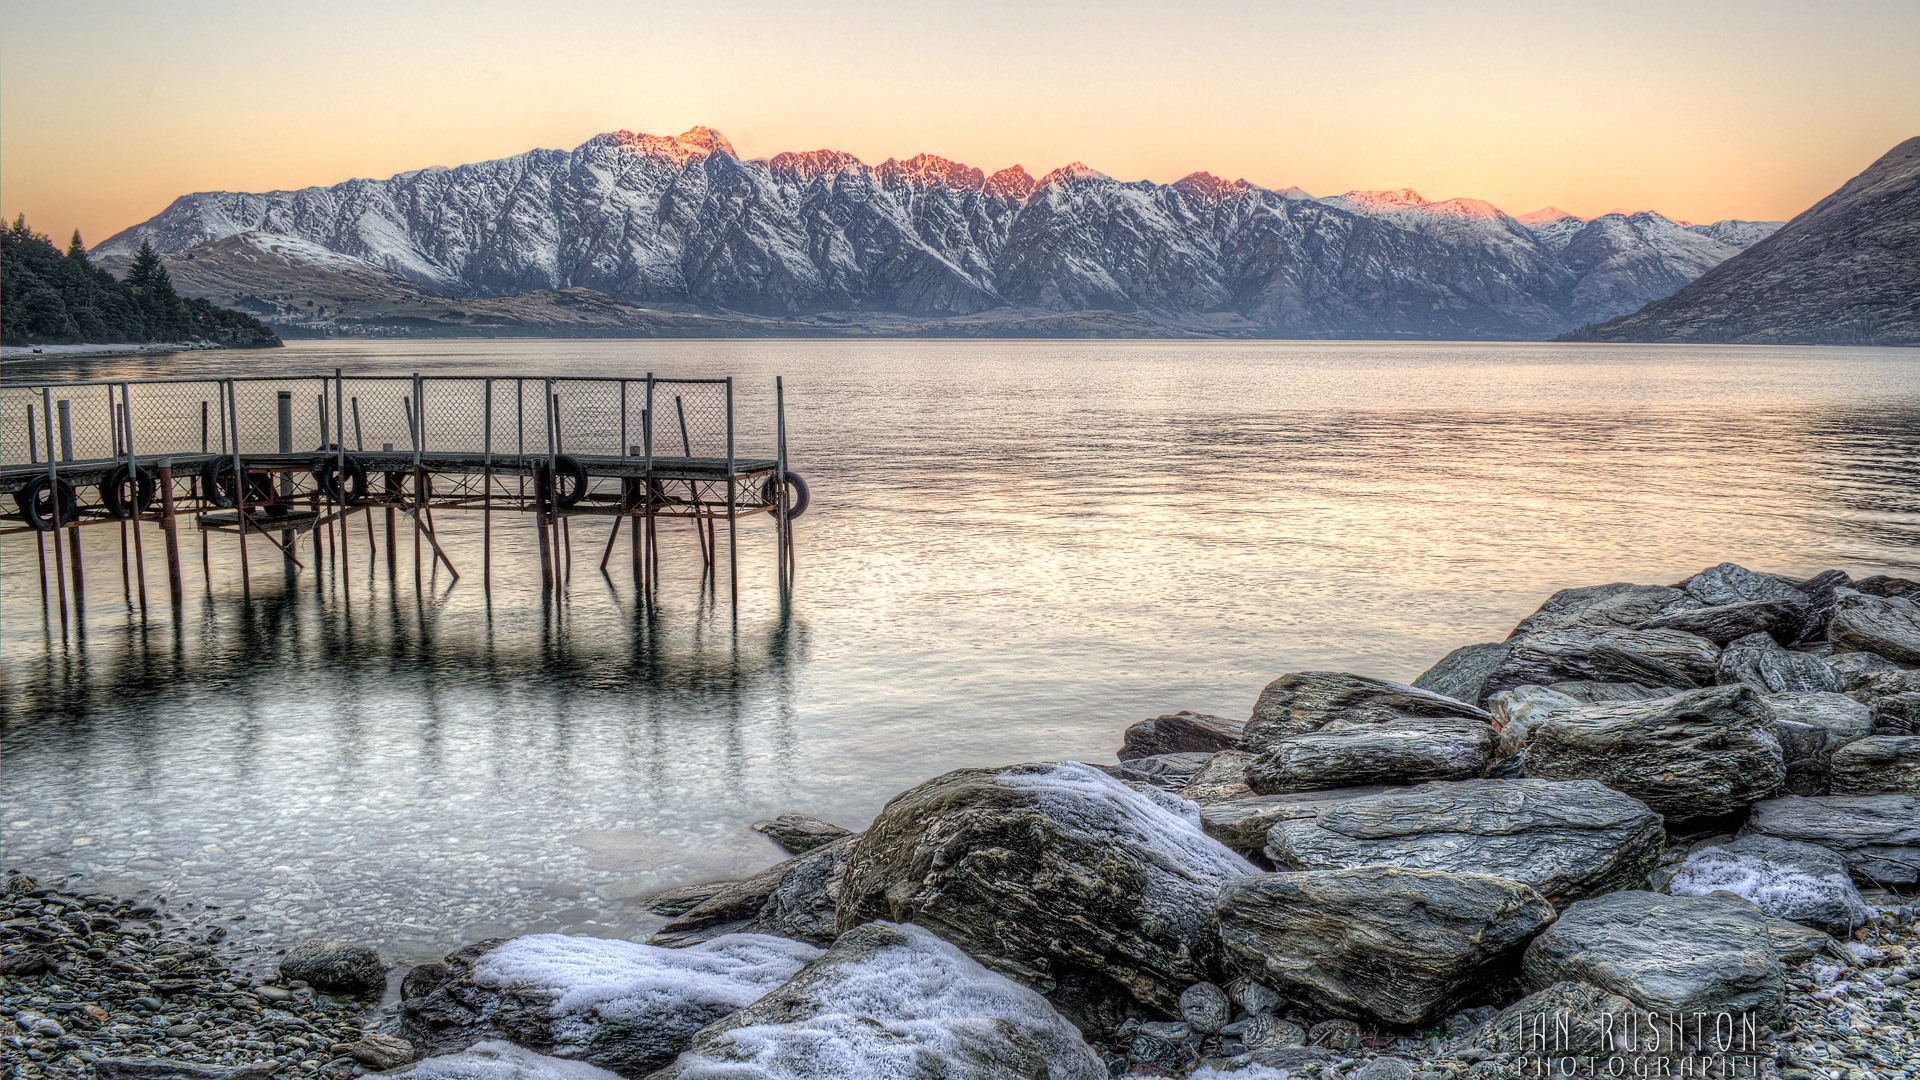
[766,470,809,520]
[199,459,272,509]
[315,455,369,505]
[534,455,589,508]
[100,464,158,519]
[16,475,79,532]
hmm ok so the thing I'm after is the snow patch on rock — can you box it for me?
[406,1040,628,1080]
[995,761,1257,880]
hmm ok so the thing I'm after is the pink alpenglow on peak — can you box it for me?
[768,149,867,182]
[985,165,1037,200]
[1176,172,1255,201]
[600,127,738,163]
[877,154,988,192]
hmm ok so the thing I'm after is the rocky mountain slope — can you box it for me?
[1564,137,1919,346]
[95,128,1780,340]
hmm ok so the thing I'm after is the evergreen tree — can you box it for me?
[66,230,87,261]
[126,239,191,339]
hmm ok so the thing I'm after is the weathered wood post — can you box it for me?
[157,458,184,607]
[277,390,297,568]
[56,398,85,612]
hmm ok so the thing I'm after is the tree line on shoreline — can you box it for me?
[1,215,279,348]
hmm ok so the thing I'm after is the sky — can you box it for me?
[3,0,1916,246]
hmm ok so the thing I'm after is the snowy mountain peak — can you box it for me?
[877,154,987,192]
[1175,172,1253,201]
[985,165,1037,201]
[769,149,866,181]
[597,126,737,163]
[1332,187,1429,213]
[1036,162,1109,189]
[675,126,735,156]
[1517,206,1583,226]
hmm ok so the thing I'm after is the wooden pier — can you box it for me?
[0,371,804,631]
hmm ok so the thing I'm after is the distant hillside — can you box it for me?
[1562,138,1919,346]
[93,127,1777,341]
[1,216,280,349]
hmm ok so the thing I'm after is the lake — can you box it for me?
[3,338,1917,974]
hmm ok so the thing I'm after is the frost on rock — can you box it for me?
[404,933,819,1077]
[406,1040,629,1080]
[656,921,1105,1080]
[1667,835,1871,935]
[993,761,1256,881]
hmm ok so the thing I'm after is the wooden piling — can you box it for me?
[56,399,85,613]
[158,461,184,607]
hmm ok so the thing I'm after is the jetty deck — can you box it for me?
[1,371,800,631]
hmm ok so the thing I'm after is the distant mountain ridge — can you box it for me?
[1563,137,1920,346]
[95,127,1780,340]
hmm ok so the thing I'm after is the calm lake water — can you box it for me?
[4,339,1918,974]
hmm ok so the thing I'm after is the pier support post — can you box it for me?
[158,460,184,607]
[56,399,85,614]
[277,391,297,568]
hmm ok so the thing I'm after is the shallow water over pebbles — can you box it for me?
[4,339,1918,973]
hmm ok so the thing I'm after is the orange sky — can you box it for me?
[3,0,1916,245]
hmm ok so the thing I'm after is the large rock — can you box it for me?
[1716,634,1844,693]
[836,761,1255,1021]
[1872,692,1920,734]
[1827,650,1911,693]
[1215,867,1552,1027]
[1245,716,1495,794]
[1243,672,1488,749]
[1637,598,1809,645]
[649,835,856,948]
[1742,794,1920,885]
[1666,835,1871,935]
[1831,735,1920,795]
[1112,752,1215,788]
[1828,588,1920,665]
[280,939,387,996]
[1766,691,1874,795]
[399,933,820,1077]
[1411,642,1511,707]
[1521,684,1784,821]
[1198,787,1398,850]
[1263,779,1664,906]
[1508,583,1697,638]
[1120,711,1244,760]
[1548,680,1671,703]
[1521,891,1784,1022]
[652,922,1106,1080]
[1483,629,1720,700]
[1855,574,1920,600]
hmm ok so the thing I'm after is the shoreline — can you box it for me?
[1,340,276,363]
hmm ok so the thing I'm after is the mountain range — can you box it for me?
[95,127,1782,340]
[1563,137,1919,346]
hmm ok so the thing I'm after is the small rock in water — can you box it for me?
[749,812,854,854]
[1178,980,1232,1033]
[279,939,387,995]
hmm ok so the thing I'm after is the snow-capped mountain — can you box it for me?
[95,127,1781,339]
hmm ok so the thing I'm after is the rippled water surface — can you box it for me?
[4,339,1918,972]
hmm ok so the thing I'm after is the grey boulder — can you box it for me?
[1242,672,1489,749]
[651,922,1105,1080]
[649,834,856,948]
[1120,711,1243,760]
[1872,692,1920,735]
[1830,735,1920,796]
[1766,691,1873,795]
[1716,635,1844,694]
[1483,629,1721,700]
[1521,891,1784,1022]
[1828,588,1920,665]
[279,939,387,996]
[1412,642,1511,707]
[1742,794,1920,885]
[1245,716,1495,794]
[1521,684,1784,822]
[1215,867,1553,1027]
[1637,597,1809,646]
[1112,752,1216,788]
[399,933,820,1077]
[1828,650,1911,693]
[403,1041,626,1079]
[750,813,853,854]
[1198,786,1398,850]
[836,761,1255,1021]
[1508,583,1697,638]
[1262,779,1664,906]
[1486,685,1580,759]
[1666,834,1871,935]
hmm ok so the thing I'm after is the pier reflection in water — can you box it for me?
[3,339,1919,974]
